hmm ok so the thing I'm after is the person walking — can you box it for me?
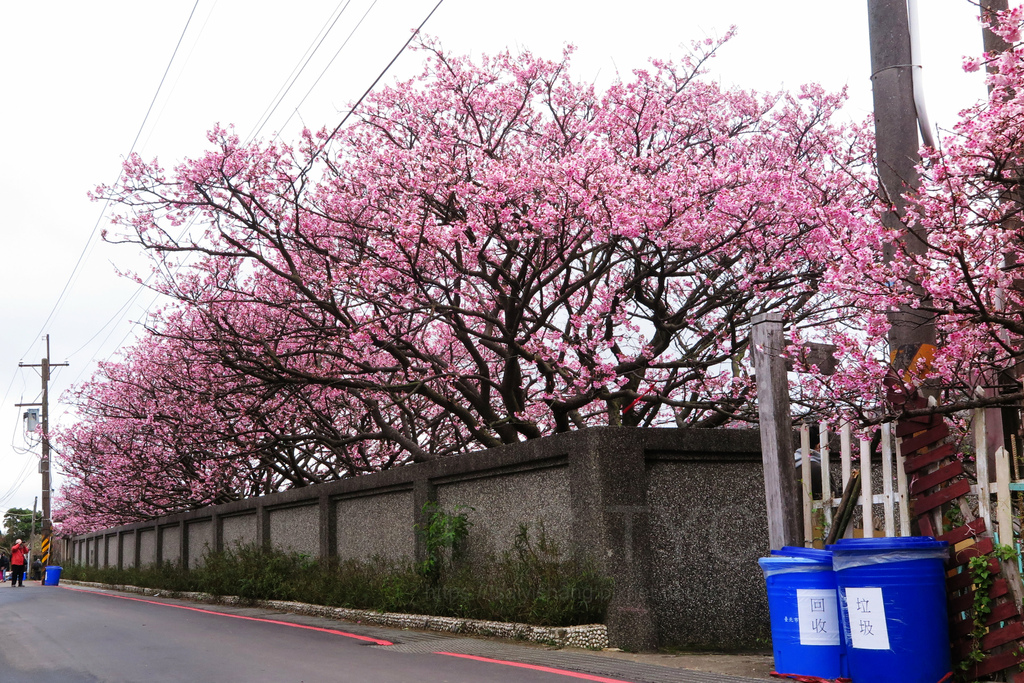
[10,539,28,587]
[0,552,9,582]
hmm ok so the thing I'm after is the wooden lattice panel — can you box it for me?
[888,384,1024,682]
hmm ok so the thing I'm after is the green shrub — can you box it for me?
[63,525,611,627]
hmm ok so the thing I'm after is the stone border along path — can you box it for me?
[61,580,609,650]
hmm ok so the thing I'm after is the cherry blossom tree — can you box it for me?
[797,5,1024,427]
[56,35,873,531]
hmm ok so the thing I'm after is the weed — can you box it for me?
[63,525,612,627]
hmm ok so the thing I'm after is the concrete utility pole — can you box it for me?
[867,0,935,354]
[17,335,68,567]
[981,0,1010,57]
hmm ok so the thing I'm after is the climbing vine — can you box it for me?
[959,543,1018,673]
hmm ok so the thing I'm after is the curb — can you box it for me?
[61,580,609,650]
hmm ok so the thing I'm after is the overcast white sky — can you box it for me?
[0,0,992,519]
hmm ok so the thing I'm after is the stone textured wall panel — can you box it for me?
[222,513,256,551]
[336,491,414,562]
[269,505,318,558]
[188,520,213,568]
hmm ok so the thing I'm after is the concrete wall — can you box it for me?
[436,465,572,563]
[69,427,770,651]
[139,529,157,567]
[336,490,414,563]
[187,521,213,570]
[122,532,136,569]
[268,505,319,558]
[222,513,256,551]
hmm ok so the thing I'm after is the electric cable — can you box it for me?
[43,0,449,438]
[270,0,380,141]
[139,0,220,154]
[21,0,203,358]
[246,0,353,144]
[58,0,349,381]
[309,0,447,165]
[56,0,447,389]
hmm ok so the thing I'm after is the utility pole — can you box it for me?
[981,0,1010,56]
[16,335,68,567]
[866,0,935,356]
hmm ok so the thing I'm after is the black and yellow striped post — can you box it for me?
[41,533,50,567]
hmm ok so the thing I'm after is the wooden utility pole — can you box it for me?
[752,313,803,550]
[17,335,68,567]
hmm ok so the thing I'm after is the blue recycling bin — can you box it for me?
[759,547,846,679]
[828,537,951,683]
[42,565,62,586]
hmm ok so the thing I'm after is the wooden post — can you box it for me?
[975,405,994,534]
[841,424,855,539]
[894,433,912,536]
[861,439,874,538]
[801,424,814,546]
[752,313,802,550]
[881,424,896,537]
[820,421,833,530]
[996,446,1013,546]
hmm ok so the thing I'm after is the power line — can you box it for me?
[52,0,361,383]
[271,0,381,141]
[246,0,353,143]
[139,0,220,154]
[44,0,449,427]
[22,0,203,357]
[310,0,447,165]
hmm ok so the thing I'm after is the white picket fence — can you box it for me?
[799,421,911,546]
[970,406,1017,548]
[799,410,1019,548]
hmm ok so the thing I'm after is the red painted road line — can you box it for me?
[435,652,635,683]
[60,586,393,646]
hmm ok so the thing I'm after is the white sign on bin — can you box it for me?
[845,586,890,650]
[796,588,840,645]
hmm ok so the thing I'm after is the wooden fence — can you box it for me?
[798,413,1019,548]
[798,422,911,545]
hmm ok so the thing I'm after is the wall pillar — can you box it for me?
[179,520,189,570]
[412,478,437,565]
[569,429,658,650]
[134,529,143,569]
[210,512,223,554]
[319,494,336,562]
[256,503,271,550]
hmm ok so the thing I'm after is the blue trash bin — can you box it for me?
[759,547,845,679]
[828,537,951,683]
[42,565,62,587]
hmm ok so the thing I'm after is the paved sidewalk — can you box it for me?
[61,582,774,682]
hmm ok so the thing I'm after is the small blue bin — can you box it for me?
[759,547,845,679]
[828,537,951,683]
[42,565,62,587]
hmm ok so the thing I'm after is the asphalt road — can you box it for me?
[0,583,631,683]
